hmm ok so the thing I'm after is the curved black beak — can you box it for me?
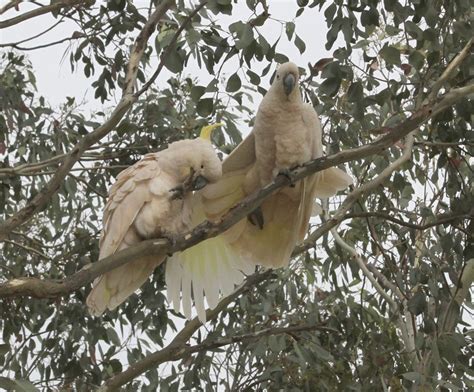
[192,175,209,190]
[283,72,296,96]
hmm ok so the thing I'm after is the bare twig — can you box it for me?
[4,240,49,260]
[0,0,21,15]
[0,19,63,46]
[2,34,83,51]
[0,0,175,240]
[345,211,472,231]
[0,0,93,29]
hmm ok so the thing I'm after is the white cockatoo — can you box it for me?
[169,62,353,320]
[204,62,353,267]
[86,124,225,316]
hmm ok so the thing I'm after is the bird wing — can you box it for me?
[166,190,254,323]
[222,132,256,173]
[87,154,164,316]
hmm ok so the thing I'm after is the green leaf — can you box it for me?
[285,22,295,40]
[294,34,306,54]
[402,372,422,383]
[14,380,40,392]
[409,50,425,70]
[0,343,9,355]
[197,98,214,117]
[0,377,16,390]
[191,86,205,102]
[347,81,363,102]
[226,72,241,93]
[106,327,121,346]
[235,24,254,49]
[246,70,261,85]
[164,49,184,73]
[407,291,427,315]
[319,77,341,96]
[380,45,401,65]
[361,8,379,27]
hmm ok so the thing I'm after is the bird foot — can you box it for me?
[276,167,297,188]
[160,230,178,256]
[247,206,264,230]
[169,168,196,200]
[169,184,185,200]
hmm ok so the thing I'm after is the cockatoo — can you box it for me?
[86,124,224,316]
[169,62,352,319]
[202,62,353,267]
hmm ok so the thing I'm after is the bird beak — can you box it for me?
[192,175,209,190]
[283,72,296,96]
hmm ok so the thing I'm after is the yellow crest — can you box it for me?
[200,122,223,141]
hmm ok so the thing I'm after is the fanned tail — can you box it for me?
[87,255,164,316]
[166,189,254,323]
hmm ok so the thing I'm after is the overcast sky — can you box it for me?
[1,1,332,113]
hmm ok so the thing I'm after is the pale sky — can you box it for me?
[1,1,333,112]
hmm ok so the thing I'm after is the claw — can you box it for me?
[277,167,296,188]
[160,230,177,257]
[169,184,185,200]
[248,206,264,229]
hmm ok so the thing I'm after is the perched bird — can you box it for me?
[170,62,352,319]
[202,62,353,267]
[86,124,223,316]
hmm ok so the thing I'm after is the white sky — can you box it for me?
[1,1,332,112]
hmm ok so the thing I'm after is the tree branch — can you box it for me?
[1,34,83,51]
[428,37,473,101]
[0,0,175,241]
[1,85,471,299]
[0,86,471,298]
[0,0,93,29]
[0,1,21,16]
[331,229,399,310]
[97,271,273,391]
[345,211,473,231]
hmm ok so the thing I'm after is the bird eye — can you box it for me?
[276,74,280,80]
[201,164,204,169]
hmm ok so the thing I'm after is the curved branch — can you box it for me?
[428,37,473,101]
[0,0,175,240]
[100,319,334,391]
[0,0,93,29]
[1,34,82,51]
[345,211,473,231]
[0,85,471,299]
[97,271,273,391]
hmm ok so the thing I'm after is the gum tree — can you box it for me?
[0,0,472,390]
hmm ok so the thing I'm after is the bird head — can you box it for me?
[271,61,300,99]
[168,123,223,191]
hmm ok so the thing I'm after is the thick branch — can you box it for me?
[0,0,93,29]
[123,0,176,95]
[0,87,472,298]
[0,0,175,240]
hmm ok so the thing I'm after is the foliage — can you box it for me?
[0,0,473,390]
